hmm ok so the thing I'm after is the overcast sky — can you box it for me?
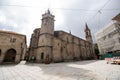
[0,0,120,45]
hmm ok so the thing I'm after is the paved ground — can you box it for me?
[0,60,120,80]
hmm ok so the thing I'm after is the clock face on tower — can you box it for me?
[44,18,51,26]
[42,17,53,26]
[46,18,50,23]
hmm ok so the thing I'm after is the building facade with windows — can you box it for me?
[95,13,120,54]
[0,30,27,63]
[29,10,95,63]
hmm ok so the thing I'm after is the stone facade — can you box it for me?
[0,30,27,63]
[95,13,120,54]
[29,10,95,63]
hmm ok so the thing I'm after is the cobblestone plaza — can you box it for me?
[0,60,120,80]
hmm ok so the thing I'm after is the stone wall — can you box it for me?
[0,30,27,63]
[29,28,40,60]
[53,37,62,62]
[29,29,94,63]
[52,31,94,62]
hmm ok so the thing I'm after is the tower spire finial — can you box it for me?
[85,23,89,30]
[47,9,50,14]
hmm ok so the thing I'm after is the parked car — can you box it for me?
[113,57,120,64]
[103,50,120,64]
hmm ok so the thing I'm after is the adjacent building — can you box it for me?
[95,13,120,54]
[29,10,95,63]
[0,30,27,63]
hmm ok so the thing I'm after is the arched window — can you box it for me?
[86,31,89,35]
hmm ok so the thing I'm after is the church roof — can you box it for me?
[54,30,89,43]
[0,30,26,36]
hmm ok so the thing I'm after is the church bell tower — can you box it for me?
[36,10,55,63]
[85,23,93,43]
[40,10,55,34]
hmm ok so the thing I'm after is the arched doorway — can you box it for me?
[40,52,44,63]
[3,49,16,62]
[41,52,44,60]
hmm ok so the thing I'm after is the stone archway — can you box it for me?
[3,49,16,62]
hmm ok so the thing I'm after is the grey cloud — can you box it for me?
[59,0,120,42]
[0,0,120,45]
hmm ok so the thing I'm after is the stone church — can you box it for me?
[29,10,95,63]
